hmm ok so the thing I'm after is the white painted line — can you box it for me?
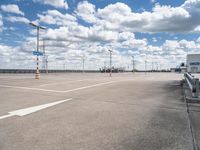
[0,84,64,93]
[0,114,14,120]
[62,81,116,93]
[38,80,84,87]
[0,81,116,93]
[0,98,72,120]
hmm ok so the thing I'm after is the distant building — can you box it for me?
[187,54,200,73]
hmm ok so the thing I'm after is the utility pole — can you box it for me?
[156,62,158,71]
[104,61,106,73]
[29,22,46,79]
[160,64,162,71]
[145,54,147,74]
[132,56,134,73]
[82,56,85,73]
[108,49,112,77]
[42,39,46,71]
[145,60,147,74]
[46,55,48,74]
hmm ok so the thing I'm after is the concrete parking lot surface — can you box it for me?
[0,73,199,150]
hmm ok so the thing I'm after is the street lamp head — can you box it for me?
[39,26,46,30]
[29,22,46,30]
[29,22,37,27]
[108,49,112,52]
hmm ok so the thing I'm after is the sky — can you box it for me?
[0,0,200,70]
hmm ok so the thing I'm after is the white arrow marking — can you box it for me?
[0,98,72,120]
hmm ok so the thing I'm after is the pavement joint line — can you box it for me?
[0,98,72,120]
[0,81,117,93]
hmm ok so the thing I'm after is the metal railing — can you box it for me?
[184,72,199,98]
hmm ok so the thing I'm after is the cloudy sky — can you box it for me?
[0,0,200,70]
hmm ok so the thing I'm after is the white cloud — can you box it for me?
[0,15,3,32]
[5,16,30,24]
[0,44,34,69]
[75,0,199,33]
[197,37,200,42]
[162,39,200,55]
[1,0,200,70]
[38,14,56,24]
[37,0,200,34]
[76,1,96,23]
[33,0,68,9]
[118,32,135,41]
[152,37,157,42]
[150,0,156,3]
[2,33,200,70]
[44,27,70,41]
[121,38,147,49]
[98,2,132,18]
[115,3,190,33]
[194,25,200,32]
[1,4,24,16]
[88,28,118,42]
[163,40,180,51]
[37,10,76,26]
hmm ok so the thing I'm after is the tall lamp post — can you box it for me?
[132,56,134,73]
[42,39,48,74]
[46,55,48,74]
[145,55,147,74]
[82,56,85,73]
[29,22,46,79]
[145,60,147,74]
[108,49,112,77]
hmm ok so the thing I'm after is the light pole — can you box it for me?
[108,49,112,77]
[104,61,106,73]
[82,56,85,73]
[145,55,147,74]
[46,55,48,74]
[156,62,158,71]
[145,60,147,74]
[29,22,46,79]
[132,56,134,73]
[42,39,48,74]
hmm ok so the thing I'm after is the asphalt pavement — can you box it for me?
[0,72,199,150]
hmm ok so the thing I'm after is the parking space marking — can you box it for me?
[0,84,65,93]
[62,81,116,93]
[0,81,116,93]
[38,80,84,87]
[0,98,72,120]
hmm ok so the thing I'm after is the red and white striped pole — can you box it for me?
[35,27,40,79]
